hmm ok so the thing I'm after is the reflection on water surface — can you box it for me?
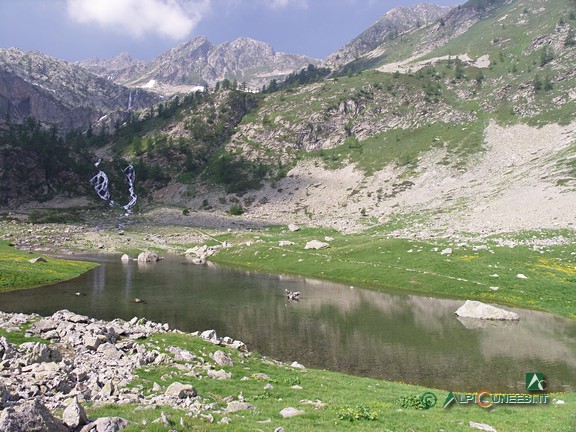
[1,254,574,392]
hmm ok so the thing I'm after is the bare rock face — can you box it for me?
[455,300,520,321]
[0,399,67,432]
[0,48,160,132]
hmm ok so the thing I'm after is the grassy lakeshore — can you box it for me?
[59,331,576,431]
[0,323,569,432]
[0,241,98,292]
[209,226,576,319]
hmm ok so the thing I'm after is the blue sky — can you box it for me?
[1,0,460,61]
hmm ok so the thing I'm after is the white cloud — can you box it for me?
[266,0,308,9]
[66,0,211,39]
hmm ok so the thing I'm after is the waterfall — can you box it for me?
[90,160,137,213]
[122,164,137,214]
[90,159,114,206]
[127,90,133,110]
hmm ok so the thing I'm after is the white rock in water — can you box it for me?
[120,254,130,263]
[138,252,159,263]
[304,240,329,250]
[455,300,519,321]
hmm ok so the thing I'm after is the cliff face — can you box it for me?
[0,48,161,133]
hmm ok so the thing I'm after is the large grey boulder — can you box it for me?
[210,350,234,366]
[19,342,62,365]
[165,382,197,399]
[62,398,89,430]
[0,399,67,432]
[455,300,519,321]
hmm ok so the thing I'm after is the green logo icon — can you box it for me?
[420,392,437,409]
[443,391,456,409]
[526,373,546,391]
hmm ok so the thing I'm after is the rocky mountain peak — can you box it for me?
[324,3,452,69]
[80,36,317,94]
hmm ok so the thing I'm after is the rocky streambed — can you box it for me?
[0,309,251,431]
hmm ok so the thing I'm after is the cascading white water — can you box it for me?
[90,160,114,206]
[90,160,137,213]
[122,164,137,214]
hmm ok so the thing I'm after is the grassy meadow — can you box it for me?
[209,225,576,319]
[0,241,98,292]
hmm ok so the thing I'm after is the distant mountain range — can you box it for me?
[79,36,319,94]
[0,3,458,133]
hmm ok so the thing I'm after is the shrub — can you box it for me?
[228,204,244,215]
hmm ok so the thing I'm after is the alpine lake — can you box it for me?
[1,254,574,393]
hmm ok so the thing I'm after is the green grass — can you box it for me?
[85,331,575,431]
[309,120,485,174]
[0,241,98,292]
[210,226,576,319]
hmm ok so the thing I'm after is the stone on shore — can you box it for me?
[288,224,300,232]
[455,300,519,321]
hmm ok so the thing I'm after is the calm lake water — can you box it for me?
[1,254,575,392]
